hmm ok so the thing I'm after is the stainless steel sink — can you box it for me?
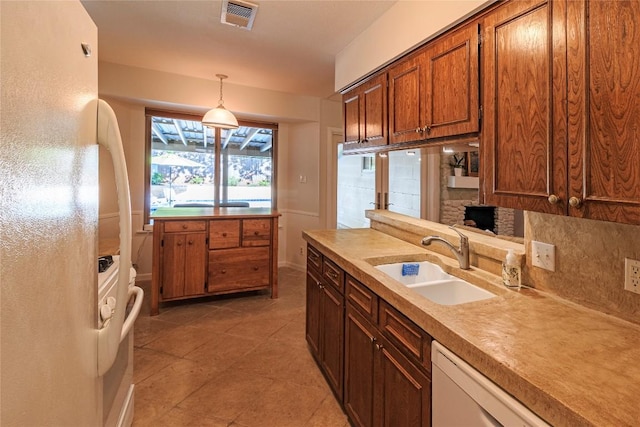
[374,261,496,305]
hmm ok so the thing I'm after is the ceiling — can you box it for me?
[81,0,397,99]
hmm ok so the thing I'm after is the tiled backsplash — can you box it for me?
[524,212,640,325]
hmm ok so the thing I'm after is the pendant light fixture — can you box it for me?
[202,74,239,129]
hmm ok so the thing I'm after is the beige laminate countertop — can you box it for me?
[303,228,640,427]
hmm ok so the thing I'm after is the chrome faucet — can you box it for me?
[421,225,470,270]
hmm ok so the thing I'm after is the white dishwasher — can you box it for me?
[431,341,549,427]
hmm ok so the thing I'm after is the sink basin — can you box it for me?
[374,260,496,305]
[408,279,495,306]
[375,261,451,285]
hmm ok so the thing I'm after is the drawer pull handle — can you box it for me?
[309,253,319,261]
[327,271,338,279]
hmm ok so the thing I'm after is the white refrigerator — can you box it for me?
[1,2,142,425]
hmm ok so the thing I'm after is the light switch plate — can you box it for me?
[624,258,640,294]
[531,241,555,272]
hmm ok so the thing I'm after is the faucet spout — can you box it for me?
[421,225,470,270]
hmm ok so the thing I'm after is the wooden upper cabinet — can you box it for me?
[482,0,567,214]
[389,22,480,145]
[342,73,388,152]
[424,22,480,139]
[388,53,424,144]
[566,0,640,225]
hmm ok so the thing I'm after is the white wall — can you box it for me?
[335,0,493,91]
[97,63,341,278]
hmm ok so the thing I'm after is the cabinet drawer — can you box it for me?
[242,219,271,246]
[208,247,270,293]
[307,245,322,273]
[322,259,344,293]
[164,220,206,233]
[346,275,378,322]
[379,300,431,371]
[209,220,240,249]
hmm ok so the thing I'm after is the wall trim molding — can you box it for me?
[279,208,319,218]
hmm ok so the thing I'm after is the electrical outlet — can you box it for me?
[299,246,304,256]
[531,241,555,271]
[624,258,640,294]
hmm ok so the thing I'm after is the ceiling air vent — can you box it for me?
[221,0,259,30]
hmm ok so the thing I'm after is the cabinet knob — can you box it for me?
[423,125,431,134]
[254,231,260,236]
[221,269,227,274]
[253,266,259,271]
[177,241,183,246]
[222,232,227,237]
[548,194,560,205]
[375,342,384,351]
[569,196,582,208]
[415,127,422,134]
[182,224,188,229]
[188,240,193,245]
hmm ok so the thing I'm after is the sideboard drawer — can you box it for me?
[242,219,271,246]
[209,220,240,249]
[164,220,207,233]
[208,247,270,292]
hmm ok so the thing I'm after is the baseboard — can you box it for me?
[278,261,305,273]
[135,272,152,282]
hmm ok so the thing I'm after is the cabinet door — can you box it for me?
[161,233,186,299]
[567,0,640,224]
[423,22,479,139]
[183,232,207,296]
[343,91,362,146]
[343,73,388,152]
[161,232,206,299]
[388,53,426,145]
[320,283,344,401]
[375,335,431,427]
[361,73,388,148]
[482,0,567,214]
[306,269,322,359]
[344,306,377,427]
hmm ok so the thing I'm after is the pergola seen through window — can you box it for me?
[144,109,277,224]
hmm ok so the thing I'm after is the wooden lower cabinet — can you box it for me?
[305,260,345,401]
[345,305,431,427]
[306,245,431,427]
[160,230,207,300]
[151,210,279,315]
[344,306,377,427]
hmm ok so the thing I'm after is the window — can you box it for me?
[144,109,277,224]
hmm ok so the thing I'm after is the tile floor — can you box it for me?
[132,267,349,427]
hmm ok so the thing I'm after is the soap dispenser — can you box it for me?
[502,249,521,289]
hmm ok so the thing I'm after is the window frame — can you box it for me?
[144,108,278,225]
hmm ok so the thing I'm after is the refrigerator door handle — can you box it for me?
[96,99,133,376]
[120,286,144,343]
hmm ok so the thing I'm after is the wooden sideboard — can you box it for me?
[150,207,279,315]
